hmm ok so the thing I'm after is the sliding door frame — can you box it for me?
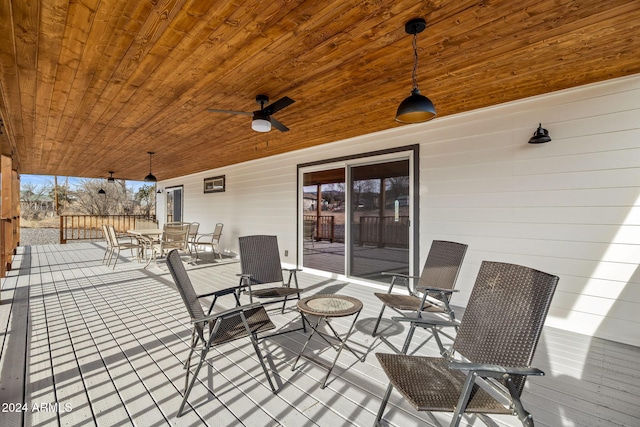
[297,144,420,281]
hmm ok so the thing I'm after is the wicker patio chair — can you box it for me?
[237,235,306,334]
[371,240,468,350]
[106,224,141,269]
[374,261,559,427]
[165,250,276,417]
[193,223,224,262]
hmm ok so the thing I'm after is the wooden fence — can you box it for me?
[60,215,155,244]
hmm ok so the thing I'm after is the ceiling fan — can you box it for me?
[207,94,295,132]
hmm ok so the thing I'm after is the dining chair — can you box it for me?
[193,223,224,262]
[106,225,142,269]
[150,222,190,267]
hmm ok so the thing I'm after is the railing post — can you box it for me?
[59,215,66,244]
[330,216,335,243]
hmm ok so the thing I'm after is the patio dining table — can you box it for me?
[127,229,163,266]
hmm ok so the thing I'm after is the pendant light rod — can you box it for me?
[144,151,157,182]
[407,18,426,91]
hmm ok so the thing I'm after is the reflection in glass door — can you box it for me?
[302,169,345,274]
[301,158,411,283]
[350,160,410,282]
[166,186,183,223]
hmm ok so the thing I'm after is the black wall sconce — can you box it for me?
[528,123,552,144]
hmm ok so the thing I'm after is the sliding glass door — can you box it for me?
[165,186,183,223]
[300,153,413,284]
[302,168,346,274]
[350,160,410,281]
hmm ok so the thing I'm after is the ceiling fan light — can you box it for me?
[252,111,271,132]
[395,88,436,123]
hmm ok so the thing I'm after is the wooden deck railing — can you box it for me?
[304,215,338,242]
[357,215,409,248]
[60,215,156,244]
[303,215,408,246]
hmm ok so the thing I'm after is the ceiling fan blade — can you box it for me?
[206,108,252,116]
[263,96,295,115]
[270,117,289,132]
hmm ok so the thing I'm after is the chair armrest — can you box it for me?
[197,286,238,299]
[381,272,420,280]
[422,287,459,294]
[391,316,458,328]
[283,268,302,273]
[191,302,264,324]
[196,233,215,242]
[380,272,420,294]
[448,362,545,377]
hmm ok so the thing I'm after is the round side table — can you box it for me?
[292,294,364,388]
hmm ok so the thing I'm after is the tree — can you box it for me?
[20,182,52,220]
[73,179,133,215]
[134,184,156,217]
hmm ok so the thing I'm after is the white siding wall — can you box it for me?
[160,74,640,347]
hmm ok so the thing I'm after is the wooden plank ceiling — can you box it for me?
[1,0,640,181]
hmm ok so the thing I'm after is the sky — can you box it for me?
[20,174,147,191]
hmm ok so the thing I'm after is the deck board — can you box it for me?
[1,242,639,426]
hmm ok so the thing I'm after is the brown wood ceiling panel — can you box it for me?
[1,0,639,181]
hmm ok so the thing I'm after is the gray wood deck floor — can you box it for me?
[1,242,639,426]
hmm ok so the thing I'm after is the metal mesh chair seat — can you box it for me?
[373,293,447,313]
[210,306,274,345]
[376,353,509,414]
[250,287,302,298]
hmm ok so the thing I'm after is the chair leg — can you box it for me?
[372,305,386,336]
[240,312,277,394]
[400,323,417,354]
[449,371,478,427]
[374,382,395,426]
[177,345,210,417]
[112,247,120,269]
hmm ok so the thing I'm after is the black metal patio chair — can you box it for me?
[374,261,559,427]
[165,249,277,417]
[371,240,467,353]
[237,235,306,335]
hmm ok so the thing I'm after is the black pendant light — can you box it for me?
[107,171,115,183]
[98,187,106,195]
[528,123,552,144]
[395,18,436,123]
[144,152,157,182]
